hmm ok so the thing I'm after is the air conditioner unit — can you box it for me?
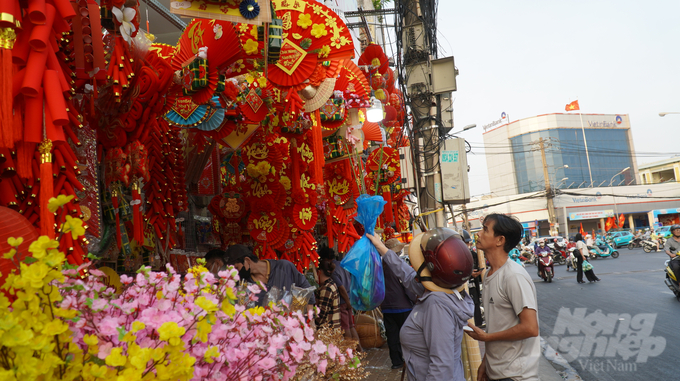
[399,146,416,189]
[403,23,425,51]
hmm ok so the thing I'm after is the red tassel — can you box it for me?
[38,140,55,238]
[112,189,122,248]
[0,47,13,148]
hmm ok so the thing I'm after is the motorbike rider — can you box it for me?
[585,234,602,257]
[651,229,660,251]
[664,225,680,279]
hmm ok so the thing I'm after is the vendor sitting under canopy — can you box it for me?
[224,245,316,311]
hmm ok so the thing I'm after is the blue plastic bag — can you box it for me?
[341,195,386,311]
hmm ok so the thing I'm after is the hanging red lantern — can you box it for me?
[371,73,386,91]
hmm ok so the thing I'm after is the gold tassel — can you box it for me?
[38,139,55,238]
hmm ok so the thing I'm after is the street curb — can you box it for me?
[540,336,583,381]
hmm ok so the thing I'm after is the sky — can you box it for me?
[426,0,680,197]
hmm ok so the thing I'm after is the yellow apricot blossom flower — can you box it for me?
[7,237,23,247]
[157,321,185,346]
[195,296,218,313]
[47,194,74,213]
[106,347,128,367]
[297,14,312,29]
[204,346,220,363]
[318,45,331,58]
[311,23,327,38]
[244,39,259,55]
[131,321,145,333]
[28,236,59,259]
[61,215,86,239]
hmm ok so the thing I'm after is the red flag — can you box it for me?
[605,217,614,231]
[565,100,580,111]
[618,214,626,228]
[579,223,585,236]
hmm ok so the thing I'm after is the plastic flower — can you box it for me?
[204,346,220,363]
[47,194,74,213]
[250,25,258,39]
[89,363,108,378]
[3,248,16,259]
[20,262,50,288]
[257,76,267,88]
[244,39,259,55]
[111,6,137,43]
[195,296,218,313]
[158,321,186,346]
[131,321,145,333]
[318,45,331,58]
[61,215,86,239]
[106,347,127,367]
[28,236,59,259]
[311,23,327,38]
[297,14,312,29]
[7,237,23,247]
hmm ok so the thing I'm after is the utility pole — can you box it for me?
[536,137,557,236]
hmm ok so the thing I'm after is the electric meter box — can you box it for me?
[441,137,470,204]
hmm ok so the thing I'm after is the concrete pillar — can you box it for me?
[628,215,635,231]
[600,218,606,233]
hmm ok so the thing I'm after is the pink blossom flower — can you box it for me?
[97,342,113,359]
[135,273,148,287]
[312,340,326,354]
[317,359,328,373]
[99,317,120,337]
[120,274,133,285]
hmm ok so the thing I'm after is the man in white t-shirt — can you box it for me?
[465,213,540,381]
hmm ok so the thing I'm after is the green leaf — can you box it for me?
[84,298,93,307]
[86,252,100,261]
[117,326,127,341]
[23,257,38,264]
[300,38,312,50]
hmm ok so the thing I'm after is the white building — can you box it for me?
[483,113,638,196]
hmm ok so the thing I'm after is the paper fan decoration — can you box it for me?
[172,20,242,105]
[164,95,216,127]
[267,0,354,87]
[293,203,317,230]
[367,147,401,185]
[359,42,388,75]
[248,210,285,243]
[362,121,385,142]
[234,22,264,75]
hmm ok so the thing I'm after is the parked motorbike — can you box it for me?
[664,259,680,302]
[588,240,619,259]
[537,249,554,282]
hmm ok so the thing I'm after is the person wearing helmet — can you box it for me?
[664,225,680,277]
[367,229,474,381]
[465,213,540,381]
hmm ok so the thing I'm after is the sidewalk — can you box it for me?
[360,340,567,381]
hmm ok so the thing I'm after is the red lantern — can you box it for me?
[0,206,40,291]
[371,73,386,91]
